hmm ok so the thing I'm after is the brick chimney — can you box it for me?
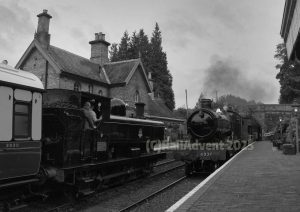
[35,9,52,49]
[89,32,111,65]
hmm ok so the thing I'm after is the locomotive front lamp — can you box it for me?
[292,99,300,116]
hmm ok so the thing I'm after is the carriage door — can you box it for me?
[0,88,41,180]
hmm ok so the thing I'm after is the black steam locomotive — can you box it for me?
[174,99,254,175]
[0,64,165,207]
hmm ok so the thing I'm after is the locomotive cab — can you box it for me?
[0,63,44,186]
[42,89,112,166]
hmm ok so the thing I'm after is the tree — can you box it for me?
[173,107,194,119]
[128,31,139,59]
[108,23,175,111]
[118,31,130,60]
[212,94,261,113]
[148,23,175,110]
[274,42,300,103]
[128,29,151,68]
[109,43,119,62]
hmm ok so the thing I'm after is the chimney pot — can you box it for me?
[43,9,48,13]
[95,33,99,40]
[1,60,8,65]
[98,32,105,40]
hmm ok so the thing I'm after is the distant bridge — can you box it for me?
[248,104,293,133]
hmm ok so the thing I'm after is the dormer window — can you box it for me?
[74,82,81,91]
[135,90,140,102]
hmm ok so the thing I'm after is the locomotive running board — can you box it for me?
[60,152,166,171]
[0,178,39,189]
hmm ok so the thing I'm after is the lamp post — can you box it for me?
[292,100,300,154]
[279,117,282,139]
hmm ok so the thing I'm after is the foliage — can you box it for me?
[274,42,300,103]
[173,107,194,119]
[194,94,261,114]
[109,23,175,110]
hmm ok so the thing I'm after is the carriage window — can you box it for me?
[14,102,31,138]
[98,89,103,96]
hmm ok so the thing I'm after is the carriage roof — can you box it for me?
[0,63,44,91]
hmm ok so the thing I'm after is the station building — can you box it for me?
[15,10,185,139]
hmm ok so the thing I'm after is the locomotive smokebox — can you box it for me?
[200,99,213,109]
[135,102,145,118]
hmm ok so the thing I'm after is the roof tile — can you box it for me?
[104,59,139,84]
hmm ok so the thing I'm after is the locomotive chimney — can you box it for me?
[135,102,145,118]
[35,9,52,49]
[200,99,213,109]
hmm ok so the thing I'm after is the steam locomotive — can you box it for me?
[0,63,165,207]
[174,99,259,175]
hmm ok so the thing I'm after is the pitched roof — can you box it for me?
[145,95,173,118]
[48,45,108,83]
[16,40,152,91]
[103,59,139,84]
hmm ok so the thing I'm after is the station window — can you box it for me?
[74,82,81,91]
[88,84,93,93]
[14,102,31,138]
[135,90,140,102]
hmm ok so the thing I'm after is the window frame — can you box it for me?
[13,101,32,140]
[135,90,140,102]
[74,81,81,91]
[88,84,93,93]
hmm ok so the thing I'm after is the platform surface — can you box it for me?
[170,141,300,212]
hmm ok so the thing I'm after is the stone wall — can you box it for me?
[110,66,151,109]
[21,48,59,89]
[59,76,108,96]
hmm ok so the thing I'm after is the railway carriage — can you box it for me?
[0,62,44,190]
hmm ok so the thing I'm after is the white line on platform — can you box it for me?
[165,141,256,212]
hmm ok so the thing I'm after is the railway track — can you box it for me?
[154,159,176,167]
[118,176,187,212]
[46,203,72,212]
[41,161,184,212]
[150,163,184,178]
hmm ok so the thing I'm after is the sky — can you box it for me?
[0,0,285,108]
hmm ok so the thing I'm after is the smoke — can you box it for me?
[202,56,269,102]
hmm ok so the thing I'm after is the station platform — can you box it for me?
[167,141,300,212]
